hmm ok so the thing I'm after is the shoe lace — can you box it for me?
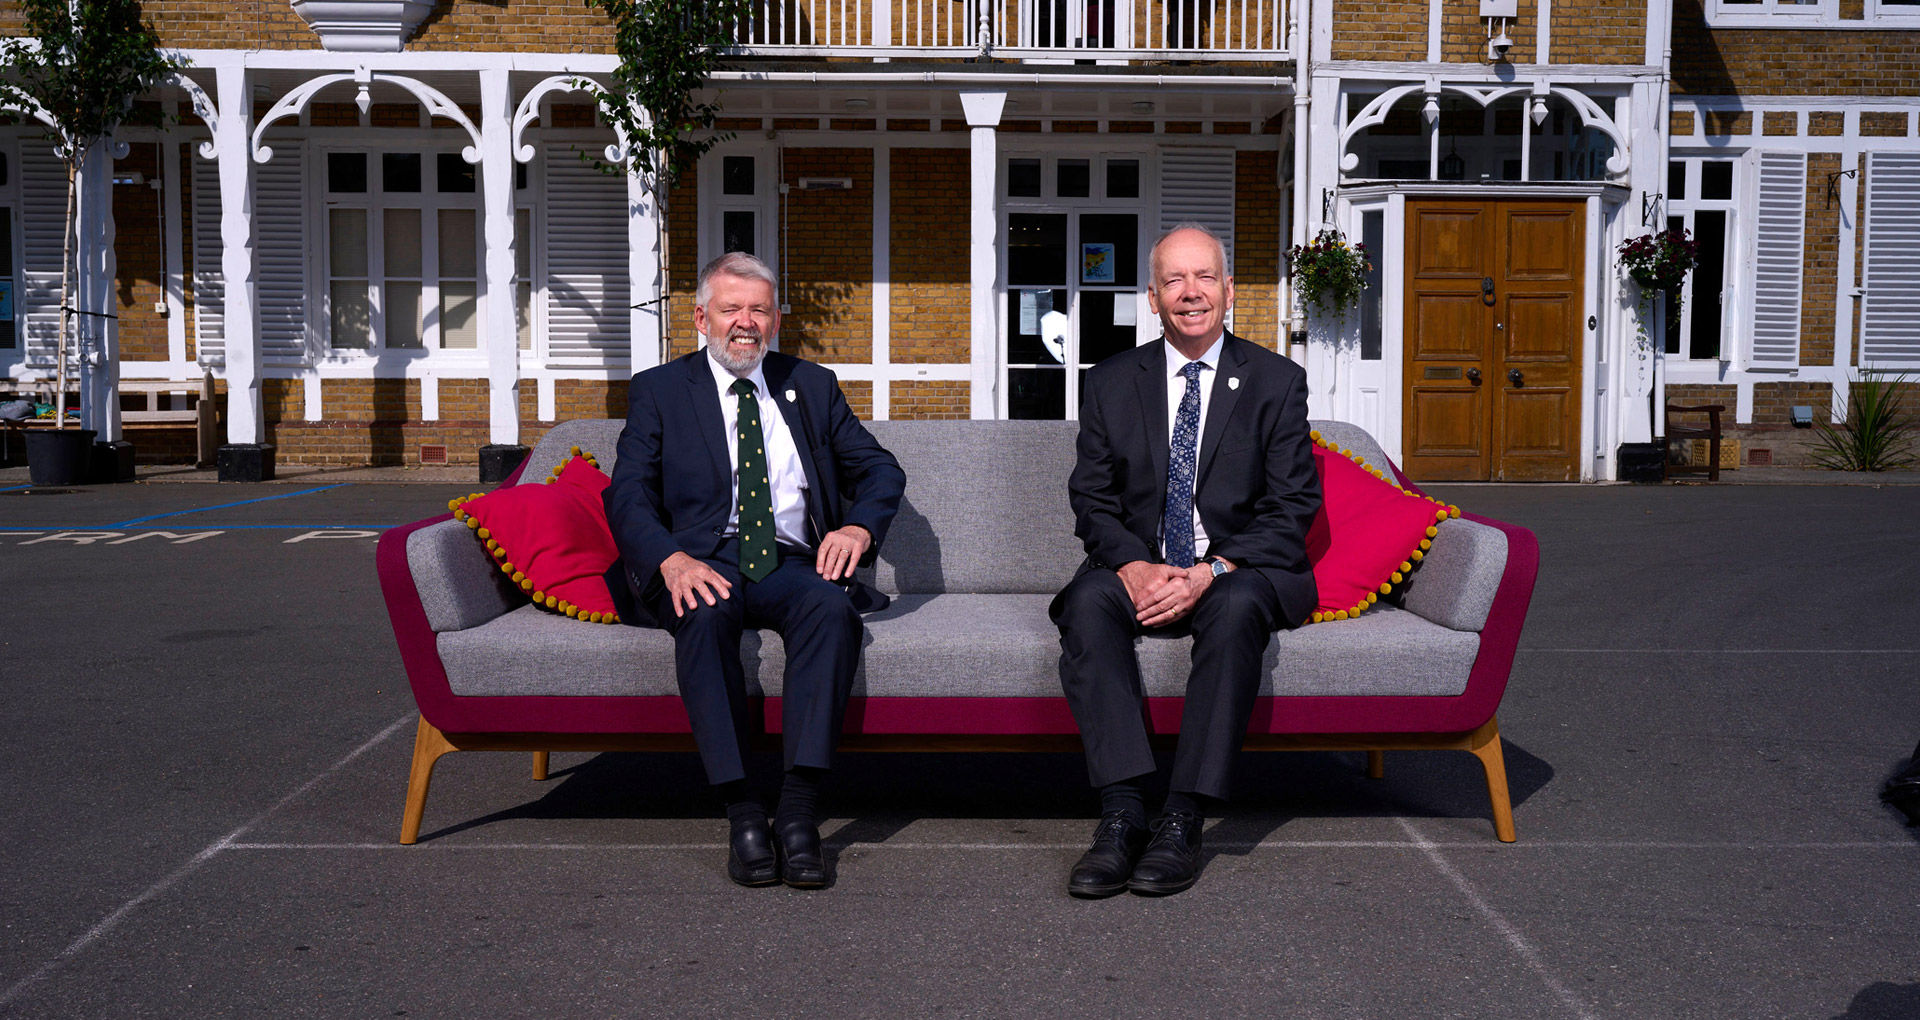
[1147,811,1199,843]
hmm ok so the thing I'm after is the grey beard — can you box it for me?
[707,333,767,376]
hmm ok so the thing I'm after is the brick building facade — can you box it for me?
[1,0,1915,479]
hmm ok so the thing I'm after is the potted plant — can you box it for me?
[0,0,180,484]
[1617,226,1699,310]
[1287,228,1372,318]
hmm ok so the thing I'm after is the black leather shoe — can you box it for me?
[1128,810,1203,896]
[726,817,780,887]
[775,818,827,889]
[1069,812,1150,899]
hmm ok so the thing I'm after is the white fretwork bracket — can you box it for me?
[252,68,482,164]
[1339,79,1630,176]
[164,73,220,159]
[511,74,636,169]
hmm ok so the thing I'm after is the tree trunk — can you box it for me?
[55,158,75,431]
[656,179,670,364]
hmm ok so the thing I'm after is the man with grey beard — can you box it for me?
[605,252,905,889]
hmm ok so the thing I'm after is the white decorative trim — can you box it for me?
[165,74,220,159]
[1338,79,1630,176]
[289,0,436,53]
[511,74,631,166]
[253,68,480,164]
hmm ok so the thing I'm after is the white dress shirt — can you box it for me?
[1161,334,1224,561]
[707,351,811,550]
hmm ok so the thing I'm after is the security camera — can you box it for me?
[1488,29,1513,59]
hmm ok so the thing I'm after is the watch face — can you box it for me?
[1211,559,1228,577]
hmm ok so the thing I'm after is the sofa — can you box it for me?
[377,418,1538,844]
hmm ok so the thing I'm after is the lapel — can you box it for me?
[1194,333,1248,488]
[684,351,728,482]
[1135,339,1170,487]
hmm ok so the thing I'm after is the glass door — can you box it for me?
[1004,210,1140,419]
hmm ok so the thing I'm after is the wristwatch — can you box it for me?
[1208,557,1232,578]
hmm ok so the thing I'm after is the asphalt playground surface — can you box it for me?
[1,474,1917,1019]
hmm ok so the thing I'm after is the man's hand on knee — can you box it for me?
[1116,562,1188,625]
[661,551,733,617]
[814,525,872,581]
[1129,563,1215,629]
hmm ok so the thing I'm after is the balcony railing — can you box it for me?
[733,0,1295,61]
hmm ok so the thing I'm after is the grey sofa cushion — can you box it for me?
[409,518,523,633]
[438,597,1478,700]
[1396,516,1508,633]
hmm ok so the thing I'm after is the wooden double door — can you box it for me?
[1403,200,1585,482]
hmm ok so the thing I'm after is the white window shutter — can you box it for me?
[254,145,310,362]
[190,152,225,363]
[543,145,630,361]
[1861,151,1920,368]
[1745,150,1806,369]
[19,141,67,368]
[1157,147,1236,273]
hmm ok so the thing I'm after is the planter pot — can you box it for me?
[24,428,97,486]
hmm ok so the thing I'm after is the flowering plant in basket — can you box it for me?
[1287,229,1372,313]
[1617,227,1699,311]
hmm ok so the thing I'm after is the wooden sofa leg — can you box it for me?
[1467,716,1518,843]
[532,751,550,781]
[1366,751,1385,779]
[400,716,457,845]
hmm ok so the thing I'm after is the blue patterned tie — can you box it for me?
[1164,361,1205,569]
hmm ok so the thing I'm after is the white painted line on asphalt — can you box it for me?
[1525,648,1920,654]
[219,838,1920,852]
[1397,817,1598,1020]
[0,714,413,1011]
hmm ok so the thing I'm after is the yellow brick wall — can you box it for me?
[1234,148,1281,350]
[779,148,873,364]
[889,148,970,364]
[1547,2,1646,64]
[1330,0,1427,62]
[557,379,629,421]
[890,379,970,419]
[1673,0,1920,96]
[839,379,873,420]
[1801,153,1842,367]
[666,177,701,360]
[112,143,170,362]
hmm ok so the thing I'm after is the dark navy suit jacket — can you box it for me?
[604,349,905,616]
[1062,333,1323,626]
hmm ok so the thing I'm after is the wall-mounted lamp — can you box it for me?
[1480,0,1516,61]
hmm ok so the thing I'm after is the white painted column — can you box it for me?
[871,141,891,420]
[1620,85,1659,446]
[479,68,519,447]
[162,131,188,368]
[76,139,121,441]
[216,63,261,446]
[628,121,662,372]
[960,91,1005,420]
[1303,73,1344,419]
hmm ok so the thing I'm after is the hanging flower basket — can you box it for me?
[1287,229,1372,314]
[1617,227,1699,310]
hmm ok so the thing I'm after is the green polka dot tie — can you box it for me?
[731,378,777,582]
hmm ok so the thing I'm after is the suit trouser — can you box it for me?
[1053,567,1281,801]
[644,540,863,786]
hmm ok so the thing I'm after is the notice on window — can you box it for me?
[1019,290,1038,335]
[0,281,11,319]
[1113,296,1136,327]
[1081,243,1116,284]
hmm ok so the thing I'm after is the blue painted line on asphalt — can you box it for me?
[105,483,353,528]
[6,524,395,531]
[0,484,32,494]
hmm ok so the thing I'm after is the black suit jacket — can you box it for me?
[1063,332,1322,626]
[604,349,906,615]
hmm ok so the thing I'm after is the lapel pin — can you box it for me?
[785,389,797,403]
[1228,377,1241,391]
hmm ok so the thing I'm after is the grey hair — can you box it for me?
[1148,222,1229,285]
[696,251,779,308]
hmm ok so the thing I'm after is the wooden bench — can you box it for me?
[1664,402,1725,482]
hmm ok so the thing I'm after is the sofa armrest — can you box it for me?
[1396,516,1509,632]
[405,517,522,633]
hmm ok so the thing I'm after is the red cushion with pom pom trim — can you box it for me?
[1303,434,1459,624]
[448,450,622,623]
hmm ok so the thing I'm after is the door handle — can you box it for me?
[1466,367,1482,384]
[1508,368,1524,386]
[1481,277,1497,307]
